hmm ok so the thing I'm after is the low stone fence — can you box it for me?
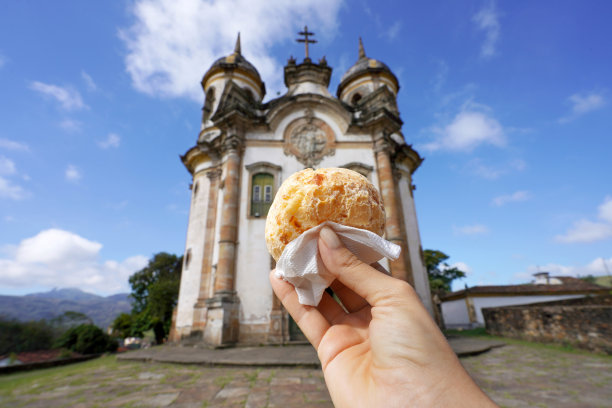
[482,295,612,354]
[0,354,101,375]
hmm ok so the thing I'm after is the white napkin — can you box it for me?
[274,221,401,306]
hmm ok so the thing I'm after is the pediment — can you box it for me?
[210,80,260,123]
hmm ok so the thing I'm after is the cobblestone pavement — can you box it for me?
[1,342,610,407]
[461,343,612,408]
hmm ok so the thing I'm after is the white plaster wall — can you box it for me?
[472,295,585,325]
[234,146,278,324]
[288,82,332,98]
[397,173,433,315]
[234,138,385,325]
[441,299,470,327]
[175,171,210,330]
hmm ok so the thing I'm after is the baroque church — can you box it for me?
[170,30,433,346]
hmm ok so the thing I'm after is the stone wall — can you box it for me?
[482,295,612,354]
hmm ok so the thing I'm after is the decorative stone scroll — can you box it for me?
[283,108,335,168]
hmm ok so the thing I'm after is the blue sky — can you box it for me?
[1,0,611,295]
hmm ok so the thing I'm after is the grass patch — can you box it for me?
[213,374,234,389]
[265,370,276,384]
[447,328,612,358]
[0,355,120,397]
[244,369,260,387]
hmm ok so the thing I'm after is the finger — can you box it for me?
[318,227,413,306]
[330,279,368,313]
[269,270,330,349]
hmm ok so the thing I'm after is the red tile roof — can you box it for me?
[441,276,609,301]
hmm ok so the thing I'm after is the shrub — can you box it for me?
[54,324,117,354]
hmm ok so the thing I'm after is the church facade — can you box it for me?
[171,34,433,346]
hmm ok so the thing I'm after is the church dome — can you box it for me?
[201,34,266,100]
[337,38,399,105]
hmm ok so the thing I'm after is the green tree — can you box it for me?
[424,249,466,294]
[0,318,56,355]
[111,313,134,339]
[579,274,597,284]
[127,252,182,344]
[53,324,117,354]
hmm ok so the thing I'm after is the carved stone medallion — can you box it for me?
[283,109,335,167]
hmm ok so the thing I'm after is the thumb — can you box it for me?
[318,226,411,306]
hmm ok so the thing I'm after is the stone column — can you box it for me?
[204,135,243,346]
[191,168,221,332]
[214,137,242,292]
[374,133,415,286]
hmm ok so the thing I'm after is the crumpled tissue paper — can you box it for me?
[274,221,401,306]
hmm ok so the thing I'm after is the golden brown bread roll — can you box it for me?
[265,167,386,261]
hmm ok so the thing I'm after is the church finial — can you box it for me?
[297,25,317,61]
[358,37,366,59]
[234,32,241,55]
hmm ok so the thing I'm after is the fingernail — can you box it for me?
[320,227,341,249]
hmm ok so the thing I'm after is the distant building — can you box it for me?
[171,33,433,346]
[441,272,609,328]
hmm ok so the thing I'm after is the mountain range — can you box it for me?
[0,288,132,329]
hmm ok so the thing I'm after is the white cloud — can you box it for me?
[556,196,612,243]
[492,190,530,206]
[0,156,28,200]
[473,1,500,59]
[453,224,489,236]
[431,60,449,92]
[65,164,82,182]
[0,138,29,151]
[0,229,148,295]
[464,157,525,180]
[598,196,612,223]
[0,156,16,175]
[514,257,612,282]
[559,91,606,123]
[17,229,102,265]
[59,119,82,132]
[29,81,87,111]
[119,0,343,101]
[556,220,612,243]
[81,71,97,91]
[98,133,121,149]
[384,21,402,41]
[0,177,28,200]
[423,109,505,152]
[449,261,472,275]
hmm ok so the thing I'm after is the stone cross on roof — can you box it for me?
[296,25,317,60]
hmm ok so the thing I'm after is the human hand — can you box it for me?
[270,226,497,408]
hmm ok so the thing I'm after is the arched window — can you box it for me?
[351,93,362,105]
[251,172,274,217]
[243,87,254,101]
[246,161,281,218]
[341,162,373,180]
